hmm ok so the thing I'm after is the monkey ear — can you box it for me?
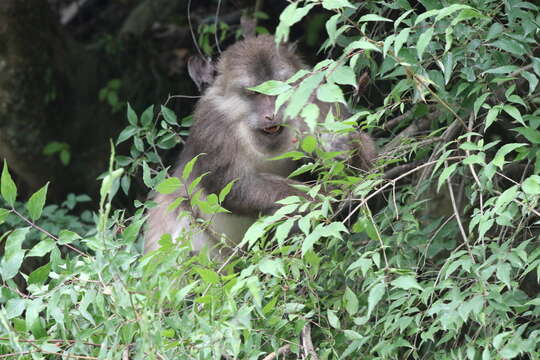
[187,56,216,92]
[240,14,256,39]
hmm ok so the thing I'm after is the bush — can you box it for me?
[1,1,539,359]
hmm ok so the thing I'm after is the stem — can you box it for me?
[11,208,89,257]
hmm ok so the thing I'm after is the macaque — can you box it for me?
[145,35,376,256]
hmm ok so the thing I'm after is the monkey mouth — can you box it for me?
[262,125,283,135]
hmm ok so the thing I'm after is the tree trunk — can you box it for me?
[0,0,120,200]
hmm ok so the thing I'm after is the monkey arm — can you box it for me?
[209,172,307,216]
[322,131,377,171]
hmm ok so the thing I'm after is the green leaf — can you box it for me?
[316,83,346,104]
[6,298,25,319]
[503,105,524,125]
[394,28,411,55]
[383,34,395,57]
[258,258,285,278]
[417,27,434,60]
[344,330,363,341]
[391,275,423,291]
[59,150,70,166]
[302,224,323,256]
[183,154,205,181]
[58,230,82,245]
[249,80,291,96]
[122,217,146,244]
[344,40,381,54]
[26,298,45,338]
[156,177,181,195]
[329,65,357,88]
[26,183,49,221]
[485,106,500,130]
[116,126,138,145]
[187,172,207,195]
[482,65,520,75]
[246,276,262,307]
[496,263,511,288]
[1,160,17,206]
[161,105,178,125]
[499,345,520,359]
[367,282,385,317]
[27,238,55,257]
[28,262,51,285]
[276,3,316,42]
[434,4,471,22]
[414,9,439,26]
[394,9,414,30]
[473,93,490,118]
[126,103,138,125]
[195,267,220,284]
[358,14,392,22]
[522,71,539,95]
[322,0,355,10]
[274,218,296,246]
[175,281,199,304]
[141,161,153,188]
[437,163,457,192]
[325,14,340,44]
[0,227,30,280]
[486,23,504,41]
[301,135,317,153]
[343,287,359,315]
[285,72,324,119]
[492,143,526,169]
[347,257,372,276]
[532,57,540,77]
[327,309,341,329]
[522,175,540,195]
[490,39,527,56]
[218,180,236,202]
[514,127,540,144]
[140,105,154,127]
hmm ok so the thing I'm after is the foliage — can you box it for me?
[42,142,71,166]
[99,79,124,113]
[1,0,540,359]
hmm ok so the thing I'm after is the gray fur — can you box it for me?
[145,35,376,257]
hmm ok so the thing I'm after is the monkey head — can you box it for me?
[199,35,306,156]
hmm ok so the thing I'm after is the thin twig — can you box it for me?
[445,168,475,263]
[261,345,291,360]
[10,208,89,258]
[509,63,534,77]
[382,114,433,152]
[416,118,462,193]
[0,338,102,347]
[301,324,319,360]
[214,0,223,53]
[383,163,418,180]
[169,94,201,99]
[465,114,484,215]
[342,156,466,224]
[380,109,413,132]
[187,0,204,58]
[0,350,37,358]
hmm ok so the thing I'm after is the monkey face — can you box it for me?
[245,92,295,155]
[206,35,305,157]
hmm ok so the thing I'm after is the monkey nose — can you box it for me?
[265,115,274,121]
